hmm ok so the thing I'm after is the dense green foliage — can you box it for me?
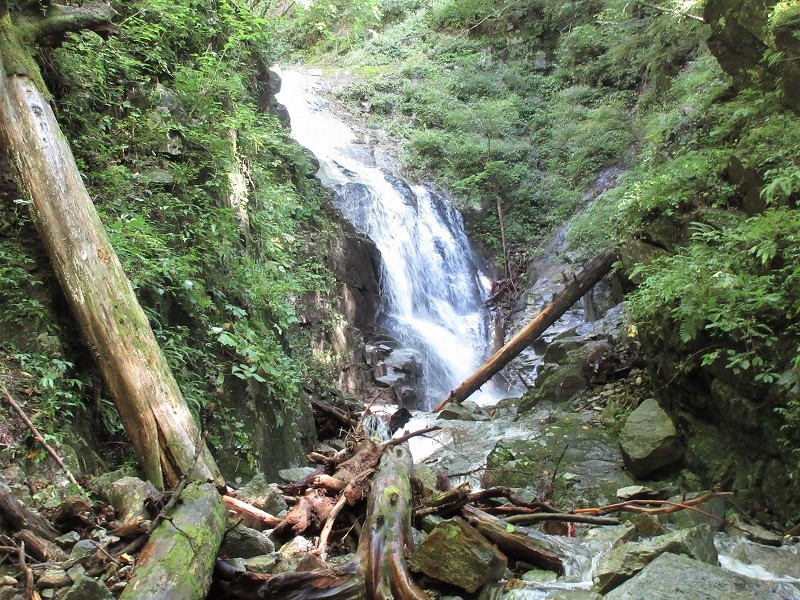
[1,0,334,464]
[284,0,800,446]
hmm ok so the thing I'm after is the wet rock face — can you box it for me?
[485,409,635,507]
[618,399,683,478]
[705,0,800,111]
[298,211,382,401]
[603,552,794,600]
[593,524,718,594]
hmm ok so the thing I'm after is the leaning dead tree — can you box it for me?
[0,1,222,489]
[434,248,616,412]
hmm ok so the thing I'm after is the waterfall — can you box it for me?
[277,69,501,409]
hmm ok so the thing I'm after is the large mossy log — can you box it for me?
[120,483,226,600]
[434,249,616,412]
[0,4,222,489]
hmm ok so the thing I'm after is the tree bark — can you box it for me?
[0,12,222,489]
[433,249,616,412]
[357,444,427,600]
[461,505,566,574]
[120,483,226,600]
[0,481,59,542]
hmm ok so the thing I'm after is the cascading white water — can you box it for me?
[277,69,500,409]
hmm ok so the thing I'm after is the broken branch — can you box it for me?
[2,386,79,487]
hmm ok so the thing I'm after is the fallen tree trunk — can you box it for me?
[0,4,222,489]
[357,444,427,600]
[120,483,226,600]
[434,249,616,412]
[461,505,566,574]
[0,481,58,542]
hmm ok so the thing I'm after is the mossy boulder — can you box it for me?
[486,413,634,507]
[619,399,683,478]
[409,517,507,593]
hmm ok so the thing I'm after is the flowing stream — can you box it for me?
[277,68,500,410]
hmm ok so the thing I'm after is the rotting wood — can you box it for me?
[434,249,616,412]
[212,444,426,599]
[461,505,566,574]
[0,481,58,542]
[13,529,65,562]
[119,483,226,600]
[0,7,222,490]
[221,495,281,529]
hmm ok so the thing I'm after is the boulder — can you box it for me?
[486,414,634,507]
[604,552,795,599]
[278,467,317,483]
[243,553,281,575]
[218,525,275,559]
[409,517,507,593]
[275,536,327,573]
[593,524,718,593]
[61,575,113,600]
[585,523,637,548]
[619,399,683,477]
[108,476,158,523]
[234,473,288,516]
[726,538,800,579]
[437,402,487,421]
[658,491,727,531]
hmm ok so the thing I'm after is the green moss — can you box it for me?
[0,14,49,97]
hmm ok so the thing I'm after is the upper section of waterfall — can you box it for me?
[277,68,506,410]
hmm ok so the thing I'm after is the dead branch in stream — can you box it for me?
[574,488,733,518]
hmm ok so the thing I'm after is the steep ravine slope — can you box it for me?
[285,0,800,528]
[0,0,382,486]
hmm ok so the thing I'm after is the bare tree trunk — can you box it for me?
[0,6,223,489]
[434,249,616,412]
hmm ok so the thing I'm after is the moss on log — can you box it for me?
[120,483,226,600]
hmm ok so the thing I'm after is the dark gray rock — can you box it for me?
[619,399,683,477]
[219,525,275,559]
[37,568,70,589]
[278,467,317,483]
[604,552,797,599]
[235,473,287,516]
[594,524,718,593]
[61,575,113,600]
[108,476,158,523]
[409,517,507,593]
